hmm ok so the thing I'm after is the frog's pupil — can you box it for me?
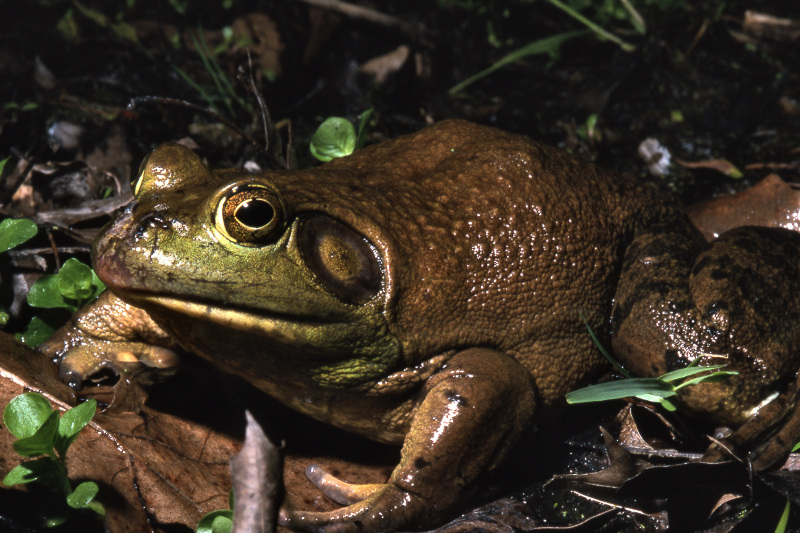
[236,199,275,229]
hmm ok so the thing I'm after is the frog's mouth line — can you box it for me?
[131,293,341,340]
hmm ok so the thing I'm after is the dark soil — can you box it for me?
[2,1,800,532]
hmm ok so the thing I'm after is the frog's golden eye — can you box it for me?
[299,215,381,305]
[215,184,286,245]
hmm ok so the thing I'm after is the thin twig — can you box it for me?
[239,50,287,168]
[294,0,417,35]
[245,52,271,153]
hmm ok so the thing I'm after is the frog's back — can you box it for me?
[282,120,680,404]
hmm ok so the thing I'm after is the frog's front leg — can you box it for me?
[612,220,800,468]
[280,348,536,533]
[39,291,180,387]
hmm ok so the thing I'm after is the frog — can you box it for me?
[39,119,800,532]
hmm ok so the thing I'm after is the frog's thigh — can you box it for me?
[280,348,536,532]
[614,224,800,466]
[614,223,800,376]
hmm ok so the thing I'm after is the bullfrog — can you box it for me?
[40,119,800,532]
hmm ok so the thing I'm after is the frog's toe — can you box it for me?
[305,464,383,505]
[55,342,180,389]
[58,368,84,389]
[280,482,424,532]
[55,345,115,388]
[748,410,800,470]
[702,397,800,471]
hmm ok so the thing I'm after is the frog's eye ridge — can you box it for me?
[216,184,286,245]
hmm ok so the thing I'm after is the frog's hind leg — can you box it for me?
[612,221,800,469]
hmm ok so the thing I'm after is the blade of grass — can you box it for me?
[578,310,632,378]
[449,30,587,95]
[172,64,219,112]
[566,378,674,404]
[190,32,234,116]
[659,364,727,383]
[620,0,646,34]
[544,0,637,52]
[775,498,790,533]
[675,371,738,390]
[195,30,253,114]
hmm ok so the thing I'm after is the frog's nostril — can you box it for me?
[142,213,170,229]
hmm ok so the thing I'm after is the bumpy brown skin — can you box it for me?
[40,120,800,532]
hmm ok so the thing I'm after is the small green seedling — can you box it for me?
[3,392,103,525]
[566,312,737,411]
[196,490,234,533]
[0,216,39,326]
[310,117,357,162]
[17,257,105,347]
[309,110,374,163]
[27,257,106,313]
[0,217,37,254]
[576,113,601,144]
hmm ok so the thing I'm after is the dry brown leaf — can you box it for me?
[230,13,285,77]
[686,174,800,240]
[360,45,410,84]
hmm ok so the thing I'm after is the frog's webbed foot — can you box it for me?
[282,347,537,532]
[39,291,180,388]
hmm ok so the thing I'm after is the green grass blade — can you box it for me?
[775,498,790,533]
[659,364,727,383]
[173,64,218,111]
[544,0,636,51]
[449,30,587,94]
[190,32,233,115]
[566,378,674,404]
[675,371,738,390]
[578,310,632,378]
[196,30,251,114]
